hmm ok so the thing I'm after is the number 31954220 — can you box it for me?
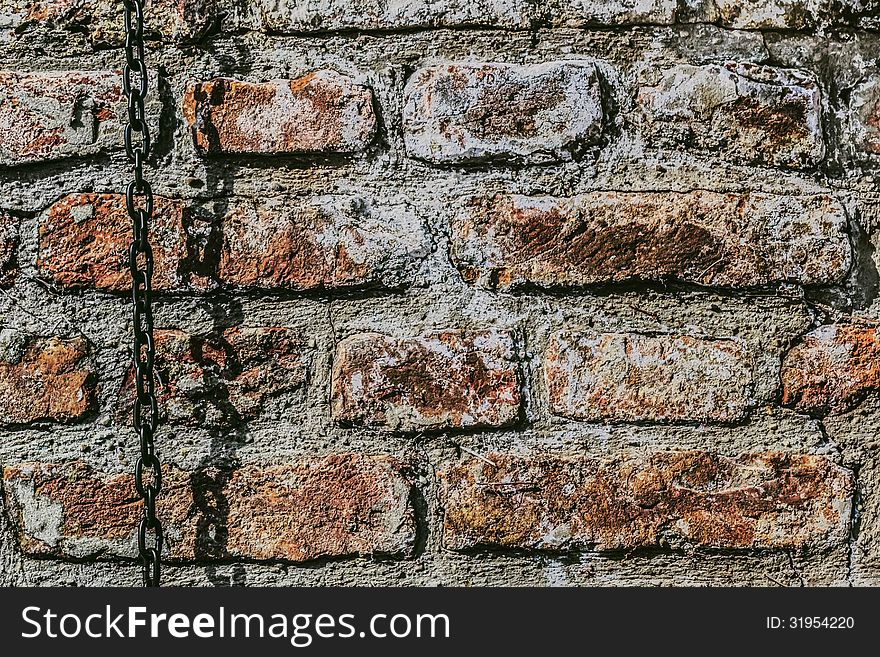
[767,617,854,629]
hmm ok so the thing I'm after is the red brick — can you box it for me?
[403,62,603,164]
[0,71,125,165]
[0,333,96,425]
[544,331,757,423]
[218,196,429,291]
[116,327,310,427]
[440,451,854,552]
[183,73,377,155]
[2,455,415,561]
[637,63,824,168]
[225,455,415,561]
[38,193,210,293]
[452,192,850,290]
[0,211,18,286]
[331,329,521,431]
[2,461,198,559]
[782,323,880,415]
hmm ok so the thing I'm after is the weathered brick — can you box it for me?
[403,62,603,164]
[38,193,210,293]
[545,331,756,423]
[0,71,124,166]
[218,195,430,291]
[116,327,310,427]
[3,454,415,561]
[553,0,677,26]
[331,329,521,431]
[225,455,415,561]
[0,0,216,44]
[452,192,850,290]
[440,451,854,552]
[2,461,199,559]
[0,332,96,425]
[637,63,824,168]
[689,0,822,29]
[251,0,530,32]
[782,323,880,415]
[183,73,377,156]
[851,75,880,156]
[0,211,18,286]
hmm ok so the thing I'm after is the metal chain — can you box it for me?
[122,0,162,587]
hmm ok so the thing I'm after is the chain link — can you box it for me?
[122,0,162,587]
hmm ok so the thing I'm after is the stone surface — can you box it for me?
[637,63,824,168]
[218,196,430,291]
[116,327,310,427]
[251,0,531,32]
[440,451,854,552]
[689,0,822,29]
[553,0,677,25]
[403,62,603,164]
[2,455,415,561]
[0,332,95,425]
[782,323,880,415]
[0,211,17,286]
[544,331,756,423]
[0,71,123,166]
[183,72,377,156]
[37,193,204,293]
[851,74,880,156]
[331,329,521,431]
[0,0,216,44]
[225,455,416,561]
[451,191,851,290]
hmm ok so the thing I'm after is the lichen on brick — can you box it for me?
[183,72,377,155]
[452,191,851,290]
[218,195,431,291]
[0,70,124,165]
[440,451,854,552]
[782,323,880,415]
[637,62,825,168]
[331,329,522,431]
[0,332,96,426]
[115,327,311,427]
[544,330,758,423]
[403,62,603,164]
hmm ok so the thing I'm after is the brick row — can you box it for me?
[2,455,415,561]
[1,61,835,168]
[2,450,852,561]
[2,0,869,41]
[11,321,880,430]
[33,189,851,294]
[37,193,430,293]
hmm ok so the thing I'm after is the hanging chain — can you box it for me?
[122,0,162,587]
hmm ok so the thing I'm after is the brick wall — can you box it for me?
[2,0,880,586]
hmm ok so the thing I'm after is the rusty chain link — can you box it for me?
[122,0,162,587]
